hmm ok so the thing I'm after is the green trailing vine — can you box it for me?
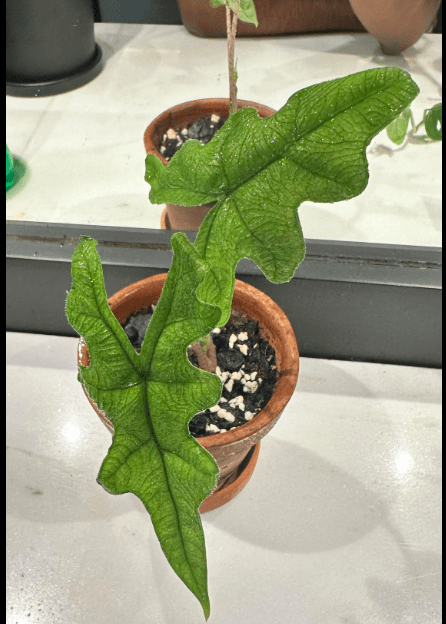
[66,67,419,619]
[387,102,442,144]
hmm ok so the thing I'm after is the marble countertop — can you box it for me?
[6,24,442,247]
[6,331,442,624]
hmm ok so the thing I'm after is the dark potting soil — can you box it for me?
[123,311,278,437]
[159,114,227,161]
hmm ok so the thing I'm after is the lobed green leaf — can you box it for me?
[146,67,419,322]
[66,235,222,620]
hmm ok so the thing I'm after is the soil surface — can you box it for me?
[123,311,278,437]
[159,115,226,160]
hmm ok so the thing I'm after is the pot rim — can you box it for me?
[79,273,299,450]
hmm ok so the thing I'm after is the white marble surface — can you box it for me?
[6,24,442,246]
[7,331,442,623]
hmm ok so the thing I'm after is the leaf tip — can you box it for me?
[202,595,211,620]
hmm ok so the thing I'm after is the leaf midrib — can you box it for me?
[85,247,195,581]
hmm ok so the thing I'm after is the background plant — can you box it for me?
[387,102,442,144]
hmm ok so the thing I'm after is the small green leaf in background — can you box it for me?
[424,102,442,141]
[209,0,258,26]
[387,102,442,144]
[386,106,413,144]
[66,235,222,620]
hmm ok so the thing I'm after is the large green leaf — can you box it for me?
[65,234,222,620]
[145,67,419,322]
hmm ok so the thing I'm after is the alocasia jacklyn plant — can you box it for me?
[66,65,419,619]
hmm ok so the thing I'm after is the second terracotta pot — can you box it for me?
[144,98,276,231]
[78,274,299,512]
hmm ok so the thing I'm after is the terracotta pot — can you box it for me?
[78,274,299,512]
[143,98,276,231]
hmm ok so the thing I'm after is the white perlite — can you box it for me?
[229,395,245,411]
[167,128,177,139]
[237,332,248,341]
[243,380,259,394]
[218,369,230,383]
[211,114,220,123]
[245,411,255,420]
[229,333,237,348]
[206,423,220,433]
[217,408,235,422]
[238,344,248,355]
[225,378,234,393]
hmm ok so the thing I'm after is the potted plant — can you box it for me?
[143,0,270,230]
[66,58,418,617]
[76,272,299,513]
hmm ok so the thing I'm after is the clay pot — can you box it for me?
[78,274,299,512]
[143,98,276,231]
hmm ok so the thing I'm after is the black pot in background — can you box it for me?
[6,0,103,97]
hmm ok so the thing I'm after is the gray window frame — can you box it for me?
[6,220,442,367]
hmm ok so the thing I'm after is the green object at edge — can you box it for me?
[6,145,14,190]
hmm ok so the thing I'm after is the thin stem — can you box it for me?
[190,335,218,374]
[226,4,238,115]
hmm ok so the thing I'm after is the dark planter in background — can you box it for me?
[6,0,103,97]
